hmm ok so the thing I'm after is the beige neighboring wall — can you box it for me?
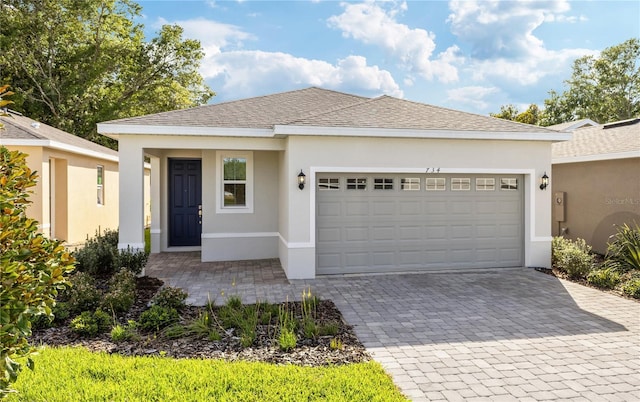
[552,157,640,254]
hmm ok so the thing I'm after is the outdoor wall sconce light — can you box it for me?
[540,172,549,190]
[298,170,306,190]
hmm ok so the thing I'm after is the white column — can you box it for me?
[149,155,161,253]
[117,141,145,251]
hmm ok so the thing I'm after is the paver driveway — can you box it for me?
[147,254,640,401]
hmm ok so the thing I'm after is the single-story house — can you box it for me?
[0,110,151,247]
[551,118,640,254]
[97,87,568,279]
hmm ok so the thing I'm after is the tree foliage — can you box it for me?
[490,104,541,125]
[0,147,75,397]
[0,0,214,148]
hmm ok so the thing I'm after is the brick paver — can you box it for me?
[146,253,640,401]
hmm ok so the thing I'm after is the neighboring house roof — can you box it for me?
[547,118,599,132]
[552,118,640,164]
[99,87,564,141]
[0,111,118,161]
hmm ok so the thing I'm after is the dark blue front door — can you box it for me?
[169,159,202,247]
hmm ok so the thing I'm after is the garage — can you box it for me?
[316,173,524,274]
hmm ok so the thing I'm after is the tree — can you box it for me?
[0,0,214,148]
[0,146,75,397]
[490,104,541,125]
[541,38,640,125]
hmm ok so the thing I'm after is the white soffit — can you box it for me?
[97,124,273,138]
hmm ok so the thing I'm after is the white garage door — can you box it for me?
[316,174,523,275]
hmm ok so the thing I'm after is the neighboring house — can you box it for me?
[98,87,568,279]
[0,111,151,247]
[551,118,640,254]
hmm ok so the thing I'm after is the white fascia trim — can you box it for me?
[202,232,278,239]
[0,139,119,162]
[553,151,639,164]
[97,123,273,138]
[274,125,570,142]
[278,233,314,249]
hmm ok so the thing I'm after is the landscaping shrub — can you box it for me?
[151,286,188,311]
[110,321,138,342]
[604,223,640,273]
[278,328,297,351]
[65,272,101,315]
[586,268,621,289]
[69,310,111,337]
[139,305,179,332]
[621,278,640,299]
[552,237,594,279]
[101,270,136,313]
[74,230,148,277]
[115,246,148,276]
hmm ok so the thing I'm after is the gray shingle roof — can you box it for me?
[547,119,599,132]
[0,112,118,158]
[552,118,640,159]
[99,87,555,134]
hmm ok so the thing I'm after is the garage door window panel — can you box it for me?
[319,178,340,190]
[374,178,393,190]
[347,178,367,190]
[426,177,446,191]
[452,178,471,191]
[500,178,518,190]
[401,178,420,191]
[476,178,495,191]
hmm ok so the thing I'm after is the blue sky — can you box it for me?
[138,0,639,115]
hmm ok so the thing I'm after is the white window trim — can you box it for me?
[216,151,254,214]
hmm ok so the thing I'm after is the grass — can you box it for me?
[8,347,407,401]
[144,226,151,254]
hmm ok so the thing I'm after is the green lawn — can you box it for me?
[8,347,407,401]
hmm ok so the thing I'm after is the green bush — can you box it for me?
[110,321,138,342]
[73,229,119,277]
[69,310,111,337]
[0,147,75,395]
[604,223,640,273]
[587,268,621,289]
[552,237,594,279]
[139,306,179,332]
[621,278,640,299]
[278,328,297,351]
[102,270,136,313]
[318,321,340,336]
[65,272,101,315]
[151,286,188,311]
[115,246,148,276]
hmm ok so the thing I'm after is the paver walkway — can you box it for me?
[146,253,640,401]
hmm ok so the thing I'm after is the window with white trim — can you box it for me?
[426,177,446,191]
[346,178,367,190]
[217,151,253,213]
[401,178,420,191]
[97,165,104,205]
[374,178,393,190]
[476,178,495,191]
[500,178,518,190]
[451,178,471,191]
[318,178,340,190]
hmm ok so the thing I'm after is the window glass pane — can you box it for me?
[223,158,246,181]
[97,188,103,205]
[97,166,103,185]
[501,178,518,190]
[374,178,393,190]
[426,177,446,191]
[319,178,340,190]
[224,183,246,206]
[476,178,495,191]
[347,178,367,190]
[401,178,420,190]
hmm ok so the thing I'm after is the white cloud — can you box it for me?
[446,86,500,110]
[327,1,460,83]
[447,1,596,86]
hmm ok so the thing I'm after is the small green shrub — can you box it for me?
[587,268,621,289]
[69,310,111,337]
[302,317,317,339]
[330,338,344,351]
[73,229,119,276]
[604,223,640,273]
[102,270,136,313]
[139,305,179,332]
[621,278,640,299]
[553,237,594,279]
[278,328,297,351]
[151,286,188,311]
[318,321,340,336]
[162,324,188,339]
[65,272,101,314]
[225,295,243,310]
[110,321,138,342]
[115,246,148,276]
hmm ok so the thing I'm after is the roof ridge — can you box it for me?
[283,93,375,125]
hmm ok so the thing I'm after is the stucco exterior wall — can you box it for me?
[552,158,640,254]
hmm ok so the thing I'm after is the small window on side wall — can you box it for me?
[97,165,104,205]
[217,151,253,214]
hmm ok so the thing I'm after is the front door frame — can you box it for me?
[168,158,203,247]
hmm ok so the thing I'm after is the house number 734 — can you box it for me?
[426,168,441,173]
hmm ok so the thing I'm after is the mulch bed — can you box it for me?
[30,277,371,367]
